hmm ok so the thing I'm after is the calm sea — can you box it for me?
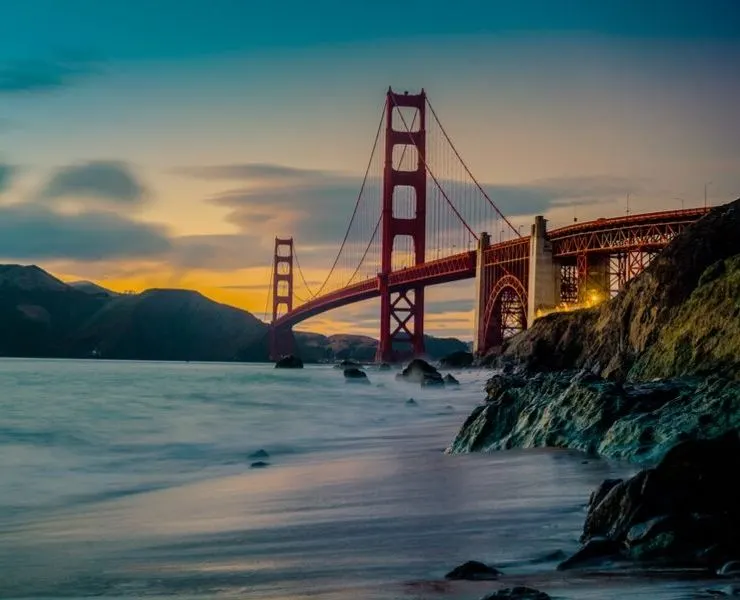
[0,359,726,599]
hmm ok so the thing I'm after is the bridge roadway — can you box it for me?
[273,207,708,331]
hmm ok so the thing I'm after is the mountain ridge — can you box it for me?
[0,265,468,362]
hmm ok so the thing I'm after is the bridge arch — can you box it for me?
[481,274,528,352]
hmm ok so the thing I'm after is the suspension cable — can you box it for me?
[292,244,316,298]
[426,95,521,237]
[390,94,478,240]
[346,213,382,285]
[308,100,387,298]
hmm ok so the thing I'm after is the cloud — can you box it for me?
[0,56,101,94]
[482,175,639,217]
[0,205,170,261]
[173,163,336,185]
[39,161,147,204]
[199,163,639,265]
[169,234,265,271]
[0,163,15,192]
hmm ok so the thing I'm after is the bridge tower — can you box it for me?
[270,237,296,360]
[376,88,427,363]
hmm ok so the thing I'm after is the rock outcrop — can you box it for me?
[447,370,740,462]
[397,359,445,386]
[344,367,369,382]
[500,199,740,381]
[558,433,740,572]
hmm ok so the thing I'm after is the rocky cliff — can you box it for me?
[450,200,740,462]
[501,199,740,381]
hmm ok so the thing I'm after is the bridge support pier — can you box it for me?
[579,254,610,304]
[527,216,559,324]
[473,231,491,354]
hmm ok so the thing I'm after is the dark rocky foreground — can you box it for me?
[560,433,740,574]
[445,201,740,588]
[447,370,740,462]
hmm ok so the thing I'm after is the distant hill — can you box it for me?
[0,264,471,362]
[68,280,119,297]
[295,332,469,362]
[72,288,267,361]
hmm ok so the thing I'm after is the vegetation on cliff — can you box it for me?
[502,199,740,381]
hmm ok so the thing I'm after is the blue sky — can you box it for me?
[0,0,738,338]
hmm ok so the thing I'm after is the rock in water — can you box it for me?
[397,358,442,383]
[560,433,740,570]
[444,560,501,580]
[274,355,303,369]
[250,461,270,468]
[344,367,369,382]
[378,362,391,370]
[444,373,460,385]
[481,587,551,600]
[440,350,474,368]
[421,372,445,386]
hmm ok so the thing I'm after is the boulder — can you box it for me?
[250,461,270,468]
[274,355,303,369]
[344,367,369,382]
[444,560,501,580]
[397,358,441,383]
[440,350,474,368]
[444,373,460,385]
[561,433,740,570]
[378,362,391,370]
[421,372,445,386]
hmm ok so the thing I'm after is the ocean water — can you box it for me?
[0,359,730,599]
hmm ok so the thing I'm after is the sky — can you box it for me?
[0,0,738,340]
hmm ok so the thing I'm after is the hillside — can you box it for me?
[295,332,469,362]
[501,198,740,381]
[0,265,470,362]
[0,265,109,357]
[72,289,267,361]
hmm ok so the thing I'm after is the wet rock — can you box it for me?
[440,350,474,368]
[250,461,270,468]
[444,374,460,385]
[274,355,303,369]
[557,538,623,570]
[481,586,551,600]
[378,362,391,370]
[397,359,442,384]
[406,398,417,406]
[248,449,270,459]
[444,560,501,580]
[421,372,445,387]
[447,371,740,463]
[344,367,369,382]
[568,433,740,570]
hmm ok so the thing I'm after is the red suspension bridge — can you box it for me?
[266,88,709,362]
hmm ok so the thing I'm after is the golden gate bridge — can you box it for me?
[265,88,708,362]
